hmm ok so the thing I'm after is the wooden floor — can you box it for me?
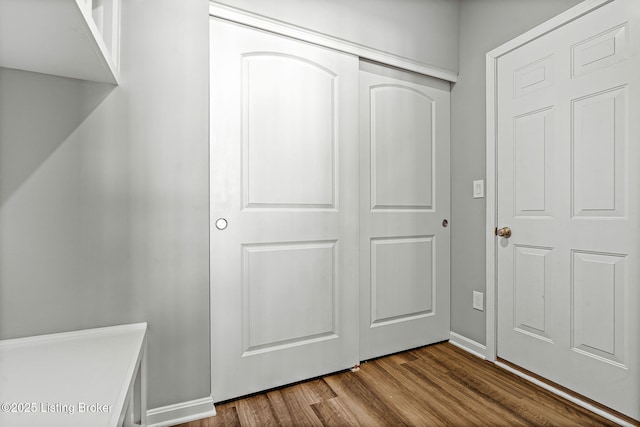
[177,342,621,426]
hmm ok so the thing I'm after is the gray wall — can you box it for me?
[0,0,460,411]
[450,0,583,344]
[0,0,591,412]
[214,0,461,74]
[0,0,210,409]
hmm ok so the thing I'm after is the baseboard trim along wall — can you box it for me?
[449,332,487,359]
[146,396,216,427]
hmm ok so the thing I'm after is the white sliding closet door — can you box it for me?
[359,61,450,361]
[210,18,359,402]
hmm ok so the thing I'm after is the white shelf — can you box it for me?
[0,0,120,84]
[0,323,147,426]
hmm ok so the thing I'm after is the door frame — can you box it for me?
[484,0,612,363]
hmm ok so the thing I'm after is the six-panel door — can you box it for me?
[497,0,639,419]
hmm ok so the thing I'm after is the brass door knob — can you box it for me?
[496,227,512,238]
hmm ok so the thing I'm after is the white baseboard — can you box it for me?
[449,331,487,359]
[495,362,633,427]
[147,396,216,427]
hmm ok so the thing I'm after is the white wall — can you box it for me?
[0,0,210,409]
[450,0,583,345]
[213,0,460,74]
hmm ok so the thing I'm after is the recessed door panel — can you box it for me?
[572,86,626,218]
[571,24,628,78]
[514,108,553,217]
[370,85,433,210]
[514,55,554,98]
[513,246,552,342]
[370,236,434,325]
[243,54,336,209]
[242,241,337,354]
[571,251,626,366]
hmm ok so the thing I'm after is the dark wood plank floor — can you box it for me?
[177,342,623,426]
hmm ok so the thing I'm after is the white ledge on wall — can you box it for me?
[0,0,120,84]
[209,1,458,83]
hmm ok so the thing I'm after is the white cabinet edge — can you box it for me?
[0,322,146,346]
[74,0,121,84]
[0,0,120,84]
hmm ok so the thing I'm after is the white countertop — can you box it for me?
[0,323,147,427]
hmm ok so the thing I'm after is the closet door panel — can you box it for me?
[359,61,450,360]
[210,18,359,402]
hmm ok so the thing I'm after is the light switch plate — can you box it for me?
[473,291,484,311]
[473,180,484,198]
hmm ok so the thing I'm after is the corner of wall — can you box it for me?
[449,331,487,359]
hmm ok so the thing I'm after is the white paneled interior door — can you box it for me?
[359,62,450,360]
[210,18,359,402]
[496,0,639,419]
